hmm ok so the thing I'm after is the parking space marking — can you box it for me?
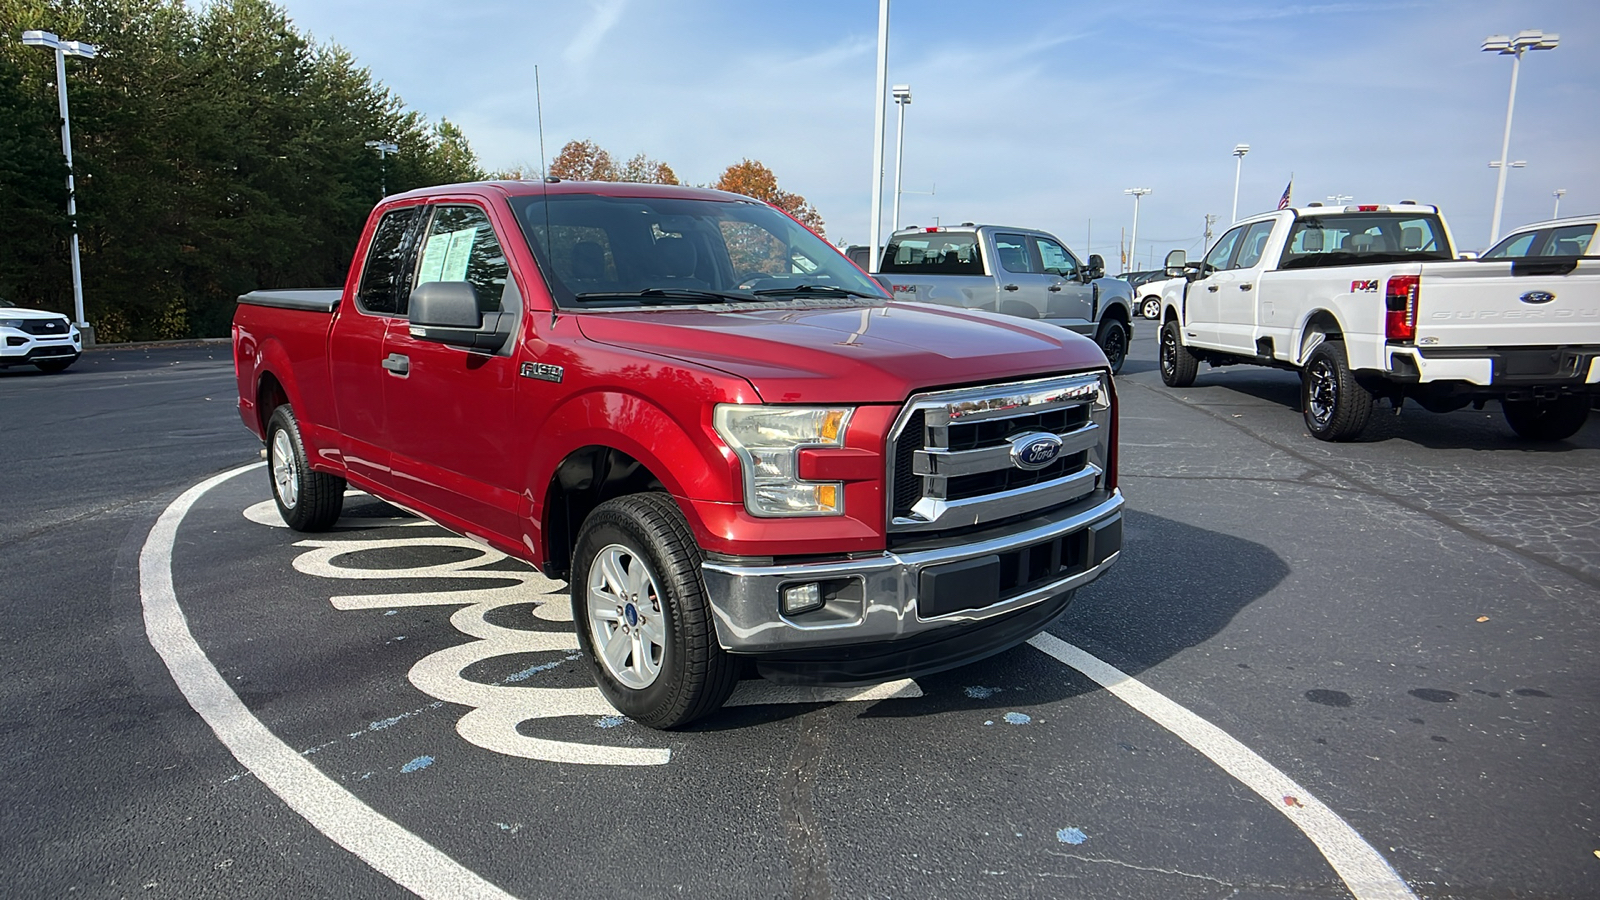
[141,464,518,900]
[1029,633,1418,900]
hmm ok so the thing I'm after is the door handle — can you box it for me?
[1239,283,1254,291]
[1003,284,1020,292]
[1207,285,1219,292]
[1047,284,1062,292]
[381,353,410,376]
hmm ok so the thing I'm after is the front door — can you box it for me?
[1035,236,1096,335]
[381,202,524,545]
[1184,225,1246,348]
[1214,220,1276,354]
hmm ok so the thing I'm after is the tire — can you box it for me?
[1140,297,1161,319]
[570,493,738,729]
[1159,320,1199,388]
[34,358,74,373]
[266,405,345,531]
[1095,318,1128,375]
[1501,395,1589,441]
[1300,340,1373,441]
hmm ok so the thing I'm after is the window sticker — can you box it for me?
[418,226,480,284]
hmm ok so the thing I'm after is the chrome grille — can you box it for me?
[886,372,1110,533]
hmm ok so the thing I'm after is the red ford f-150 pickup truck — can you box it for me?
[232,180,1124,727]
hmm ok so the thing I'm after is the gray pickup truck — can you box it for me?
[876,224,1134,373]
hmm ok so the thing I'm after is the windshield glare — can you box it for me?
[509,194,888,307]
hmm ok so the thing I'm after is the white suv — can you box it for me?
[0,299,82,373]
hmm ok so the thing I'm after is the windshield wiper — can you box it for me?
[750,284,881,299]
[573,288,760,305]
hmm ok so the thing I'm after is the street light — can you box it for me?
[365,140,398,197]
[1482,29,1559,244]
[1327,194,1354,206]
[867,0,891,270]
[21,30,98,341]
[1124,188,1151,274]
[1552,188,1567,218]
[1231,144,1250,222]
[890,84,911,233]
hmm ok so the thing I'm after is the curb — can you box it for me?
[85,337,231,352]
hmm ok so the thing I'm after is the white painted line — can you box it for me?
[141,463,518,900]
[1029,632,1418,900]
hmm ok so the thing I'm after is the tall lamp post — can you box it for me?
[1482,29,1559,244]
[1230,144,1250,223]
[1551,188,1566,219]
[1327,194,1354,206]
[1124,188,1151,274]
[365,139,398,197]
[890,84,911,233]
[867,0,891,270]
[21,30,98,343]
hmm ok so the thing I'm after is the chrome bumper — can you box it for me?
[700,490,1123,654]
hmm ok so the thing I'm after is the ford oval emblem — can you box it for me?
[1009,432,1064,471]
[1520,290,1556,305]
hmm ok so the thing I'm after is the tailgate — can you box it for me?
[1415,259,1600,348]
[887,274,998,311]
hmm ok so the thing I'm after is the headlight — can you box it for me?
[713,405,853,517]
[0,319,23,329]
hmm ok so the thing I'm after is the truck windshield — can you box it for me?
[878,232,985,275]
[509,193,888,308]
[1278,213,1453,270]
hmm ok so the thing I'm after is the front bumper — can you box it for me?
[1,330,81,367]
[700,489,1123,665]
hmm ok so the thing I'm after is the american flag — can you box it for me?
[1277,177,1293,210]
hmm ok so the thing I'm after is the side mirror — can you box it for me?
[1164,249,1187,277]
[408,281,510,351]
[1085,254,1105,281]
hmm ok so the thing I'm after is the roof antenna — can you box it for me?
[535,65,548,182]
[535,65,557,326]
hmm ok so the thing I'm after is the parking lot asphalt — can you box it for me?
[2,333,1596,899]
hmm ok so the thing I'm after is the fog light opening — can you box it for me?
[781,582,824,616]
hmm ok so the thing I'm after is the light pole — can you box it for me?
[867,0,891,270]
[365,140,398,197]
[21,30,98,342]
[1231,144,1249,223]
[890,84,911,233]
[1552,188,1566,219]
[1483,29,1559,244]
[1124,188,1151,274]
[1327,194,1353,206]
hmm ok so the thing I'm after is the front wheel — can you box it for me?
[571,493,738,729]
[1159,320,1198,387]
[1300,340,1373,441]
[1095,319,1128,375]
[1501,396,1590,441]
[266,405,345,531]
[1140,297,1160,319]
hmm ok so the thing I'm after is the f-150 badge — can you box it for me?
[520,362,564,382]
[1351,280,1378,293]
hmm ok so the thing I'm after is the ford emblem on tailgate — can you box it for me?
[1520,290,1556,305]
[1009,432,1064,470]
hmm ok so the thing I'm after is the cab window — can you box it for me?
[1542,224,1596,257]
[415,205,511,313]
[994,233,1035,274]
[1035,237,1079,278]
[1231,221,1275,269]
[1203,226,1245,273]
[356,207,422,315]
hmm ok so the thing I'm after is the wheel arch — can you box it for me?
[1297,309,1344,365]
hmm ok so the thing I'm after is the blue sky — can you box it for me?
[270,0,1598,260]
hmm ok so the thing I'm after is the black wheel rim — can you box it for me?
[1104,326,1126,368]
[1306,358,1337,427]
[1160,327,1175,378]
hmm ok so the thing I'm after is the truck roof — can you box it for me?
[381,179,749,205]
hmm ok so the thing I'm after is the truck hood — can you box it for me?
[573,302,1108,403]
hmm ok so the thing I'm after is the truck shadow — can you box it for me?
[704,509,1288,729]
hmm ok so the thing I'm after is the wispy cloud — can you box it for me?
[564,0,629,64]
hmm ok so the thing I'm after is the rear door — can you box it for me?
[380,201,525,543]
[991,231,1053,320]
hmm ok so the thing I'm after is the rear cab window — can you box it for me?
[356,207,424,315]
[1483,223,1597,259]
[992,233,1036,274]
[1278,212,1453,270]
[879,232,985,275]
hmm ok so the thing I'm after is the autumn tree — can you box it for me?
[548,139,616,181]
[618,153,678,185]
[713,159,825,237]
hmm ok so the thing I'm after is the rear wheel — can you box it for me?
[1501,395,1589,441]
[1095,319,1128,374]
[571,493,738,729]
[1300,340,1373,441]
[266,405,345,531]
[1140,297,1160,319]
[1159,320,1198,387]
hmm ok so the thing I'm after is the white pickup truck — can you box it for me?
[1157,203,1599,441]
